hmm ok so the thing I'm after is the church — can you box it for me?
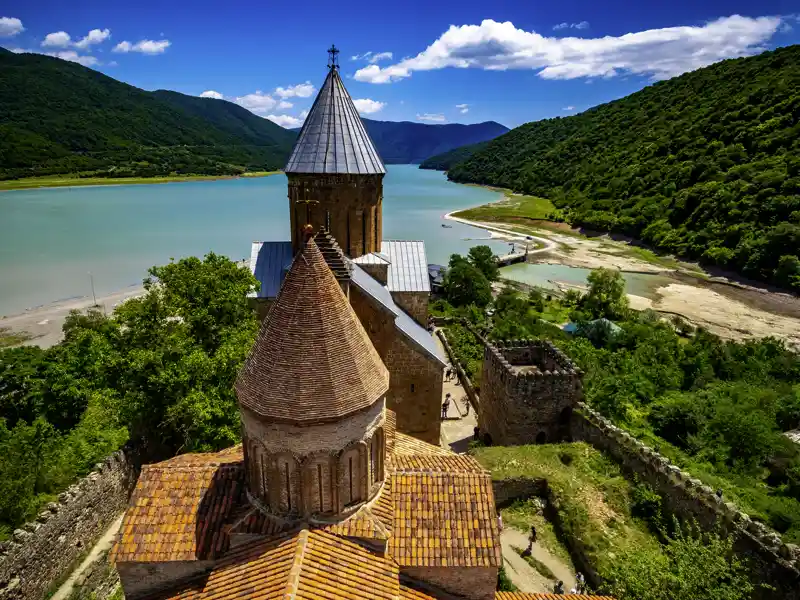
[109,47,507,600]
[248,45,445,445]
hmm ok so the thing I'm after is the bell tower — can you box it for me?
[285,45,385,258]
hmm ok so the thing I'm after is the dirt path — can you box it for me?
[444,212,557,256]
[501,527,577,594]
[435,332,478,453]
[50,514,124,600]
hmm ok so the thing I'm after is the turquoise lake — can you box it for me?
[0,165,512,315]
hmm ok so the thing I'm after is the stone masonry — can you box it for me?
[391,291,429,327]
[0,449,138,600]
[479,339,583,446]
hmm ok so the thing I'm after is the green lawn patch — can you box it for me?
[455,192,557,222]
[0,327,31,348]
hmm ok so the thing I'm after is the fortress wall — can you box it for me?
[0,448,139,600]
[572,403,800,599]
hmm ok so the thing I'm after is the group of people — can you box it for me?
[524,525,587,595]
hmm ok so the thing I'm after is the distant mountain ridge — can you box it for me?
[360,119,508,165]
[0,48,508,179]
[426,45,800,291]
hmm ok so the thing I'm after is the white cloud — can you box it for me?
[417,113,446,123]
[42,31,72,48]
[354,15,784,84]
[46,50,99,66]
[351,51,394,63]
[0,17,24,38]
[113,39,170,54]
[553,21,589,31]
[353,98,386,114]
[200,90,224,99]
[300,109,309,119]
[234,91,277,115]
[74,28,111,49]
[277,100,293,110]
[456,103,469,114]
[274,81,315,99]
[266,114,303,128]
[563,105,575,111]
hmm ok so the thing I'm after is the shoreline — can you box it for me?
[0,171,281,193]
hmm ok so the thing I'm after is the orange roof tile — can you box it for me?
[235,238,389,425]
[393,432,452,457]
[496,594,615,600]
[389,470,501,568]
[146,529,401,600]
[111,450,245,563]
[323,482,392,541]
[400,585,440,599]
[392,453,487,474]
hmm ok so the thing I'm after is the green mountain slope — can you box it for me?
[446,45,800,291]
[0,49,294,179]
[418,140,492,171]
[360,119,508,164]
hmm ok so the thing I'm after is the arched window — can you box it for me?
[276,456,298,513]
[370,429,384,484]
[307,458,333,515]
[340,447,363,507]
[536,431,547,444]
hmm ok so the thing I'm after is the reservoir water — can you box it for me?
[0,165,510,315]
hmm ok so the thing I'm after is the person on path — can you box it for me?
[441,393,451,419]
[473,426,480,441]
[554,581,564,595]
[463,395,470,415]
[523,524,537,556]
[576,572,585,593]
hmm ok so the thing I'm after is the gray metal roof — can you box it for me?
[352,252,391,265]
[284,68,385,175]
[351,265,446,366]
[249,241,294,298]
[381,241,431,293]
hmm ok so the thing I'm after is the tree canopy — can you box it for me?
[443,253,493,307]
[439,45,800,291]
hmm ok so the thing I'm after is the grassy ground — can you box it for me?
[515,547,558,580]
[475,442,663,580]
[0,171,280,191]
[455,191,557,222]
[0,326,31,348]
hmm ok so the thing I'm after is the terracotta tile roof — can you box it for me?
[385,409,397,454]
[496,595,615,600]
[389,470,501,568]
[324,482,392,540]
[235,238,389,424]
[393,432,452,457]
[144,531,298,600]
[392,453,487,474]
[228,506,292,538]
[400,585,440,599]
[111,451,245,563]
[148,529,401,600]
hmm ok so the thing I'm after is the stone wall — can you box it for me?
[351,286,442,445]
[491,477,548,508]
[287,173,383,258]
[391,291,429,327]
[0,448,139,600]
[573,403,800,599]
[402,566,497,600]
[66,550,121,600]
[479,339,582,446]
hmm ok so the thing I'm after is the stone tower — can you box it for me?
[234,236,390,520]
[284,45,385,258]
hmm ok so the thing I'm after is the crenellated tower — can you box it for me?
[284,45,385,258]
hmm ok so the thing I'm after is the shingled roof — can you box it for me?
[284,66,385,175]
[235,238,389,424]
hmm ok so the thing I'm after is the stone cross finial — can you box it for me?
[327,44,340,70]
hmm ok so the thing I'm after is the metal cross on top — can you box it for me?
[327,44,340,70]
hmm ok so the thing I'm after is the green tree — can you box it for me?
[606,525,754,600]
[444,254,492,307]
[582,268,629,320]
[468,245,499,282]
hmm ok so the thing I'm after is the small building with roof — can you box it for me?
[248,46,444,445]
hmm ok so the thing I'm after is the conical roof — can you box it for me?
[235,238,389,424]
[284,67,385,175]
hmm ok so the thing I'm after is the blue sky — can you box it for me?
[2,0,799,129]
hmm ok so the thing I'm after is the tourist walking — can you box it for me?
[445,367,452,381]
[462,395,470,415]
[441,393,451,419]
[554,580,564,595]
[576,572,585,593]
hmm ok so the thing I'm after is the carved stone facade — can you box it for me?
[288,173,383,258]
[479,339,583,446]
[240,401,386,519]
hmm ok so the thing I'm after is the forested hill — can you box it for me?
[361,119,508,164]
[0,49,295,179]
[446,45,800,291]
[419,140,492,171]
